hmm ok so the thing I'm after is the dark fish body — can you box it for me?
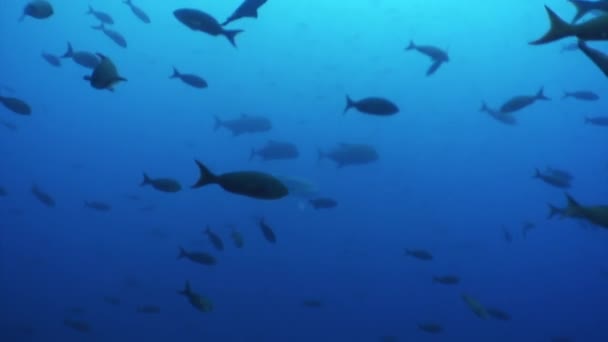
[64,319,91,333]
[136,305,160,314]
[0,186,6,196]
[173,8,243,47]
[585,116,608,126]
[418,323,443,334]
[123,0,150,24]
[20,1,53,21]
[222,0,268,26]
[62,43,100,69]
[178,247,216,266]
[259,218,276,243]
[480,102,517,125]
[141,173,181,193]
[0,120,18,131]
[231,230,244,248]
[569,0,608,23]
[318,143,379,168]
[91,24,127,48]
[178,281,213,312]
[84,53,127,91]
[530,6,608,45]
[499,88,550,113]
[41,52,61,67]
[0,96,32,115]
[578,40,608,77]
[534,168,571,188]
[405,40,449,76]
[214,114,272,136]
[432,275,460,285]
[31,185,55,207]
[170,67,207,88]
[309,197,338,209]
[405,249,433,260]
[486,307,511,321]
[562,90,599,101]
[86,5,114,25]
[545,167,574,181]
[84,200,111,212]
[204,227,224,251]
[250,140,299,161]
[462,294,489,319]
[344,95,399,116]
[548,193,608,228]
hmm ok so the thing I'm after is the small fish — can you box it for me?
[418,323,443,334]
[480,102,517,125]
[404,40,449,76]
[41,52,61,67]
[63,319,91,333]
[405,249,433,261]
[61,43,100,69]
[499,87,550,114]
[432,275,460,285]
[560,42,579,53]
[230,230,244,248]
[136,305,160,314]
[585,116,608,126]
[123,0,150,24]
[486,307,511,321]
[31,184,55,207]
[177,281,213,313]
[0,120,18,131]
[91,24,127,48]
[141,173,181,193]
[344,95,399,116]
[562,90,599,101]
[0,95,32,115]
[170,67,207,89]
[309,197,338,209]
[178,246,217,266]
[301,299,323,308]
[173,8,243,47]
[20,0,53,21]
[204,226,224,251]
[534,168,571,189]
[84,200,111,212]
[259,217,277,243]
[86,5,114,25]
[461,294,488,319]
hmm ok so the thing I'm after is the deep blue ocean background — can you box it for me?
[1,0,608,341]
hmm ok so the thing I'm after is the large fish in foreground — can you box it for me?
[174,8,243,47]
[577,40,608,77]
[548,193,608,228]
[530,6,608,45]
[569,0,608,23]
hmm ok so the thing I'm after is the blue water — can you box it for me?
[1,0,608,341]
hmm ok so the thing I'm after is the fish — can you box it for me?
[318,143,379,168]
[0,95,31,115]
[546,167,574,181]
[250,140,299,161]
[136,305,160,314]
[562,90,599,101]
[548,193,608,228]
[177,247,217,266]
[258,217,277,243]
[499,87,550,114]
[84,200,112,212]
[534,168,571,189]
[173,8,243,47]
[214,114,272,136]
[569,0,608,23]
[404,40,449,76]
[86,5,114,25]
[123,0,150,24]
[177,281,213,312]
[344,95,399,116]
[418,323,443,334]
[31,184,55,207]
[432,275,460,285]
[204,226,224,251]
[19,1,53,21]
[222,0,268,26]
[41,52,61,67]
[486,307,512,321]
[461,294,488,319]
[230,230,244,248]
[63,319,91,333]
[309,197,338,209]
[585,116,608,126]
[530,6,608,45]
[405,249,433,261]
[301,299,324,308]
[191,160,288,200]
[91,24,127,48]
[480,102,517,125]
[577,40,608,77]
[83,53,127,91]
[61,43,100,69]
[140,173,182,193]
[0,120,18,131]
[169,67,207,89]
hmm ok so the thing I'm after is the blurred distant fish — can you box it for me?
[309,197,338,210]
[486,307,512,321]
[61,43,100,69]
[404,40,449,76]
[318,143,379,168]
[41,52,61,67]
[222,0,268,26]
[250,140,299,161]
[461,294,488,319]
[203,226,224,251]
[585,115,608,126]
[562,90,599,101]
[499,87,550,114]
[0,186,6,197]
[529,6,608,45]
[432,275,460,285]
[405,249,433,261]
[521,221,536,238]
[344,95,399,116]
[140,173,182,193]
[577,40,608,77]
[0,95,32,116]
[418,323,443,334]
[91,24,127,48]
[548,193,608,228]
[534,168,571,189]
[86,5,114,25]
[173,8,243,47]
[63,319,91,333]
[480,102,517,125]
[169,67,207,89]
[19,1,53,21]
[177,281,213,313]
[301,298,324,308]
[258,217,277,243]
[545,167,574,182]
[123,0,150,24]
[84,200,112,212]
[0,120,18,131]
[136,305,160,314]
[31,184,55,208]
[501,225,513,243]
[178,246,217,266]
[84,53,127,91]
[214,114,272,136]
[230,229,244,248]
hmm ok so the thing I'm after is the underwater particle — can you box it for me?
[529,6,608,45]
[140,173,181,193]
[309,197,338,210]
[498,87,550,114]
[404,249,433,261]
[213,114,272,136]
[191,160,288,200]
[178,246,217,266]
[31,184,55,207]
[344,95,399,116]
[177,281,213,313]
[91,24,127,48]
[203,226,224,251]
[173,8,243,47]
[258,217,277,243]
[20,1,53,21]
[222,0,268,26]
[84,53,127,91]
[169,67,207,89]
[461,293,489,319]
[548,193,608,228]
[404,40,449,76]
[61,42,100,69]
[86,5,114,25]
[533,168,571,189]
[318,143,379,168]
[123,0,150,24]
[432,275,460,285]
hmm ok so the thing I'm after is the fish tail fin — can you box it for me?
[569,0,592,23]
[178,281,191,296]
[170,66,180,79]
[249,148,256,161]
[405,40,416,50]
[529,6,573,45]
[177,246,187,259]
[547,203,564,219]
[224,29,244,47]
[426,60,442,76]
[192,160,218,188]
[62,42,74,58]
[123,0,132,4]
[344,95,355,114]
[213,116,223,131]
[536,87,550,100]
[141,173,151,186]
